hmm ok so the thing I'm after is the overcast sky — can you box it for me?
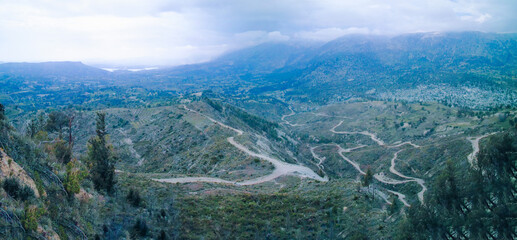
[0,0,516,66]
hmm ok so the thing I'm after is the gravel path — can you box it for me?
[153,105,328,185]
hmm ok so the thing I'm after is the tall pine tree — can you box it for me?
[88,112,116,193]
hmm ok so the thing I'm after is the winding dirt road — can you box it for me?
[388,150,427,204]
[467,133,496,168]
[145,105,495,208]
[322,120,427,206]
[153,106,426,206]
[387,190,410,207]
[281,106,305,127]
[331,121,386,146]
[310,112,351,119]
[310,146,327,169]
[153,105,328,185]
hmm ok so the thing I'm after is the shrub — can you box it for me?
[3,177,19,195]
[54,139,72,164]
[18,186,35,201]
[133,218,148,237]
[158,230,167,240]
[33,172,45,197]
[22,205,45,232]
[58,226,69,240]
[2,177,34,201]
[126,188,142,207]
[64,159,86,195]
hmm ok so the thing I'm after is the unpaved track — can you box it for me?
[388,141,420,148]
[155,177,235,184]
[322,120,427,206]
[153,106,328,185]
[310,143,364,170]
[281,106,305,127]
[388,150,427,204]
[387,190,410,207]
[310,146,327,169]
[467,133,496,168]
[334,143,367,175]
[331,121,386,146]
[310,112,351,119]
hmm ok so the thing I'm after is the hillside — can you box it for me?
[0,31,516,239]
[2,90,515,239]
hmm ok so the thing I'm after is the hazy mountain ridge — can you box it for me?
[282,32,517,100]
[0,61,109,79]
[155,32,517,105]
[1,32,517,109]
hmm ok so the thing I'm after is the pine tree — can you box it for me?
[46,111,68,135]
[362,167,373,187]
[362,167,374,197]
[88,112,116,193]
[64,159,86,195]
[0,103,4,120]
[435,160,459,210]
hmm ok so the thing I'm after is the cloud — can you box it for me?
[0,0,515,65]
[233,31,290,46]
[295,27,373,41]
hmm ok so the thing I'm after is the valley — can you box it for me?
[73,98,511,210]
[0,31,516,239]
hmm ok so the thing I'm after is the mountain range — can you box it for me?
[1,31,516,107]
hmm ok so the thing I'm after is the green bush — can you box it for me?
[33,172,45,197]
[133,218,149,237]
[126,188,143,207]
[58,226,69,240]
[64,159,86,195]
[22,205,45,232]
[158,230,167,240]
[2,177,34,201]
[54,139,72,164]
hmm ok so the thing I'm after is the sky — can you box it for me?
[0,0,516,66]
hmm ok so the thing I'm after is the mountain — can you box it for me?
[129,32,517,106]
[211,41,320,73]
[248,32,517,105]
[0,61,109,79]
[1,32,516,108]
[0,61,113,97]
[306,31,517,79]
[123,42,320,92]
